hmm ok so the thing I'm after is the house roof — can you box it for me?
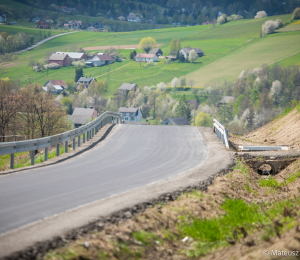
[188,100,199,105]
[97,54,114,61]
[164,117,190,125]
[118,107,140,113]
[87,56,100,62]
[149,48,162,54]
[182,48,204,54]
[36,19,51,25]
[136,53,156,58]
[68,115,90,125]
[219,96,237,104]
[56,52,85,59]
[49,53,68,61]
[77,77,96,83]
[127,13,137,19]
[48,80,67,87]
[72,107,96,117]
[53,85,63,90]
[118,83,137,91]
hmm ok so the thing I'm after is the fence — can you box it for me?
[213,119,230,149]
[0,111,121,170]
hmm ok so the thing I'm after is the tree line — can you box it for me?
[0,32,34,54]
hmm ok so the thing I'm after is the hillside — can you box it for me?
[230,107,300,150]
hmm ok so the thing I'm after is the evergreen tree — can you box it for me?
[75,67,84,83]
[176,94,191,120]
[67,103,73,115]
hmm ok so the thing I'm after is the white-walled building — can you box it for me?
[118,107,142,122]
[135,53,158,62]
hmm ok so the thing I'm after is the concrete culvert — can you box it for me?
[258,164,272,175]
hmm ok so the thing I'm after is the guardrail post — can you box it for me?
[92,128,94,138]
[44,147,48,161]
[73,138,76,150]
[56,144,60,156]
[10,154,14,169]
[87,131,89,141]
[78,135,81,147]
[65,141,68,153]
[30,151,35,165]
[83,133,85,143]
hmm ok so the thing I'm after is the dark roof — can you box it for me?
[163,117,190,125]
[127,13,137,19]
[182,48,204,54]
[118,83,138,91]
[77,77,96,83]
[72,107,96,117]
[118,107,139,113]
[149,48,162,54]
[68,115,90,125]
[219,96,237,104]
[48,80,67,87]
[97,54,114,61]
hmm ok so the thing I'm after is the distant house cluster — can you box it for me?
[64,20,83,29]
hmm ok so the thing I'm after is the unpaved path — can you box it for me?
[0,62,25,68]
[84,44,163,51]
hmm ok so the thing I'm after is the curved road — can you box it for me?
[0,124,208,235]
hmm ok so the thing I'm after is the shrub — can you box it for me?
[217,15,226,24]
[171,77,179,88]
[292,7,300,19]
[157,82,167,91]
[255,11,267,18]
[262,20,277,35]
[43,63,61,69]
[179,76,186,87]
[72,60,86,67]
[195,111,213,127]
[147,59,154,66]
[230,14,243,20]
[275,19,282,28]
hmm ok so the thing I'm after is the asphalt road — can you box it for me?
[0,124,208,235]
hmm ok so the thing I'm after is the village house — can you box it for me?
[179,48,204,58]
[69,107,98,128]
[48,53,69,66]
[77,77,96,89]
[118,83,139,93]
[117,16,126,21]
[86,26,96,31]
[56,52,87,61]
[149,48,163,57]
[86,54,114,67]
[161,117,190,125]
[127,13,142,22]
[118,107,142,123]
[92,22,102,28]
[0,14,6,23]
[135,53,158,62]
[64,20,82,29]
[35,19,51,29]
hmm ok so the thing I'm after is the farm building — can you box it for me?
[127,13,142,22]
[77,77,97,88]
[69,107,98,128]
[117,16,125,21]
[56,52,87,61]
[35,19,51,29]
[135,53,158,62]
[86,54,114,67]
[48,53,68,66]
[67,20,82,29]
[161,117,190,125]
[149,48,163,57]
[179,48,204,58]
[118,107,142,122]
[118,83,139,93]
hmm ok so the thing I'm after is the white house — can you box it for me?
[86,54,114,67]
[42,85,64,95]
[118,107,142,122]
[135,53,158,62]
[0,14,6,23]
[127,13,142,22]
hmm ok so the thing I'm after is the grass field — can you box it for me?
[1,13,299,93]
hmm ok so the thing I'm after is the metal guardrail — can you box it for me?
[213,119,230,149]
[0,111,121,169]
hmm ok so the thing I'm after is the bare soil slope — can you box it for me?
[231,108,300,150]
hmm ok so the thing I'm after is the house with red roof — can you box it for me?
[48,53,69,66]
[35,19,51,29]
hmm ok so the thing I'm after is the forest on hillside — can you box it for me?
[12,0,300,24]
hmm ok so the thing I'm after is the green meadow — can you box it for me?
[1,13,300,93]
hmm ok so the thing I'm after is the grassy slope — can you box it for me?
[2,13,299,93]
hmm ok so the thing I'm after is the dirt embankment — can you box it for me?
[40,155,300,260]
[230,108,300,150]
